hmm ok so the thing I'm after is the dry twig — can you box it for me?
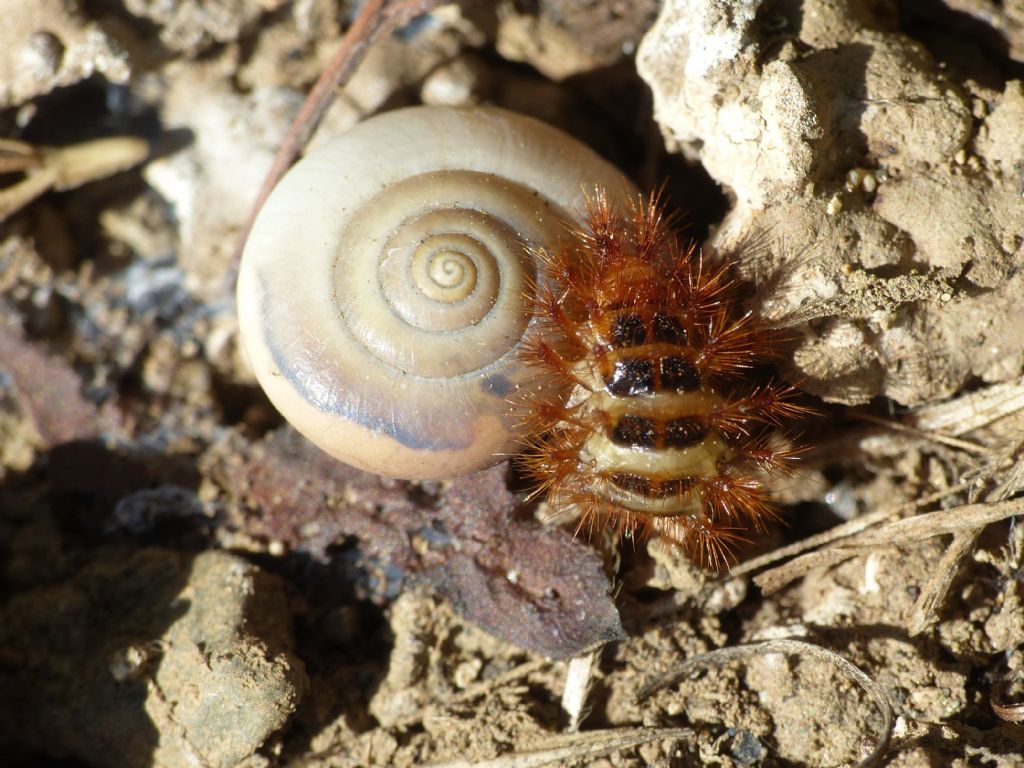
[423,726,694,768]
[233,0,448,272]
[906,528,982,635]
[909,440,1024,633]
[853,411,987,455]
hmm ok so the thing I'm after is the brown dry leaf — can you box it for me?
[0,308,98,446]
[225,427,623,659]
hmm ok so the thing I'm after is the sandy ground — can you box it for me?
[1,1,1023,766]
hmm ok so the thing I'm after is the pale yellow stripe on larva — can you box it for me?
[594,476,705,517]
[580,432,732,478]
[585,388,725,421]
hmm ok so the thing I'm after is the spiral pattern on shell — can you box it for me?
[237,106,636,479]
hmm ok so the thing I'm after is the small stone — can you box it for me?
[267,539,286,556]
[107,643,156,682]
[19,31,64,82]
[153,551,307,768]
[0,548,307,768]
[421,56,482,106]
[730,729,765,766]
[453,657,483,689]
[0,0,129,107]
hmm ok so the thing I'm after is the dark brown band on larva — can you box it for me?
[611,414,657,447]
[611,313,647,346]
[609,472,702,499]
[664,418,708,448]
[652,313,688,345]
[660,356,701,391]
[604,358,655,395]
[609,414,708,451]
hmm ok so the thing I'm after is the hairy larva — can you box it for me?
[516,192,808,570]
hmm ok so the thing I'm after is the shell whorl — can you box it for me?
[237,106,636,480]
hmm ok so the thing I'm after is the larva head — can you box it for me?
[237,106,637,480]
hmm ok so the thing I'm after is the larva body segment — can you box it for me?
[519,193,804,569]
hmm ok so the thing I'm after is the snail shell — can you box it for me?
[237,106,636,480]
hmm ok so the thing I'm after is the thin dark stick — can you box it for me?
[231,0,448,282]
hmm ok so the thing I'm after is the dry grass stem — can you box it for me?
[755,496,1024,594]
[422,726,694,768]
[854,496,1024,545]
[0,136,148,221]
[907,528,982,635]
[747,384,1024,610]
[909,379,1024,435]
[908,440,1024,634]
[732,478,977,578]
[853,411,987,454]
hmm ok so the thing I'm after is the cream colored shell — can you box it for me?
[237,106,635,480]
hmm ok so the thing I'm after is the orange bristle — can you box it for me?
[705,383,811,437]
